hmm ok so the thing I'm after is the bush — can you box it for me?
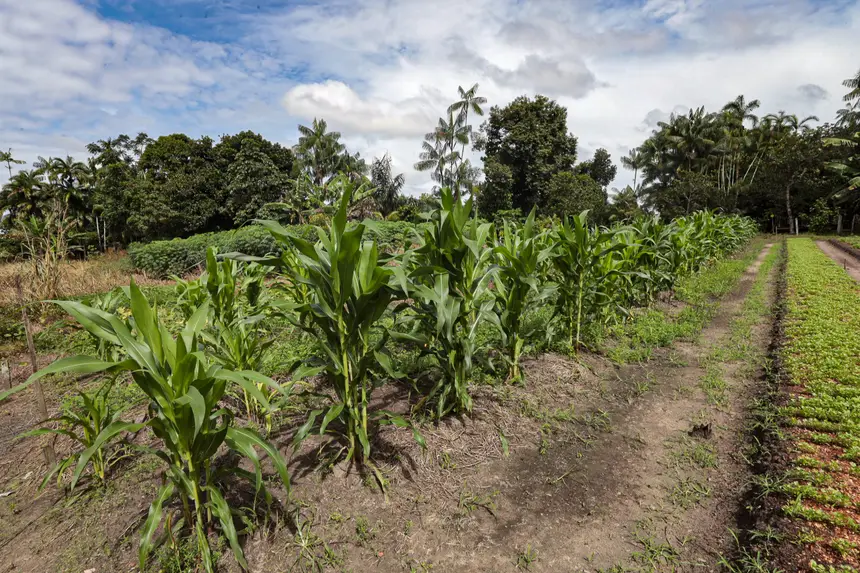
[129,221,421,277]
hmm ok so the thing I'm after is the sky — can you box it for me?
[1,0,858,194]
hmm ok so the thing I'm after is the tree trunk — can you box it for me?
[785,181,793,235]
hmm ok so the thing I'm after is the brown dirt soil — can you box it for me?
[815,240,860,282]
[0,243,778,573]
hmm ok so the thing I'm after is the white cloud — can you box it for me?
[1,0,859,195]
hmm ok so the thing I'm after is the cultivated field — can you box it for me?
[2,204,860,572]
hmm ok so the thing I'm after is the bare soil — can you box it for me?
[815,239,860,282]
[0,243,779,573]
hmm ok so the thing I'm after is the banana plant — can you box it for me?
[394,187,496,415]
[20,379,137,490]
[491,208,556,382]
[20,281,290,573]
[248,184,420,485]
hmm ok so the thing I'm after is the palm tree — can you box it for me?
[843,67,860,104]
[448,83,487,159]
[295,118,345,186]
[0,170,46,224]
[0,149,25,179]
[371,154,405,216]
[722,95,761,127]
[620,148,644,189]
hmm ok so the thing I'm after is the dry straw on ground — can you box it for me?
[0,252,172,306]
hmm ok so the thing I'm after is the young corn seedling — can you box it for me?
[491,208,556,383]
[177,248,278,427]
[21,281,290,573]
[20,379,137,490]
[551,210,624,351]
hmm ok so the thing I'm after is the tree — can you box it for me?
[606,186,643,222]
[843,67,860,105]
[215,131,294,174]
[478,157,514,217]
[295,118,345,186]
[370,154,405,216]
[482,95,578,214]
[722,95,761,127]
[131,134,226,239]
[416,84,486,200]
[1,170,45,226]
[543,171,605,219]
[620,149,644,189]
[225,142,290,225]
[577,148,617,188]
[448,83,487,162]
[0,149,25,179]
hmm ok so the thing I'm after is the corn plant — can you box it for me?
[250,185,418,483]
[394,187,496,415]
[20,379,137,490]
[551,211,625,351]
[177,248,277,425]
[82,288,131,361]
[22,281,290,572]
[491,208,556,382]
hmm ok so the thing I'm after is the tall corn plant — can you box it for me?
[250,186,417,482]
[551,211,624,351]
[491,208,555,382]
[394,187,496,416]
[21,282,290,572]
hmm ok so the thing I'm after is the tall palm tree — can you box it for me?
[448,83,487,159]
[371,153,405,216]
[0,149,25,179]
[295,118,345,186]
[722,95,761,127]
[0,170,46,224]
[843,67,860,104]
[620,148,644,189]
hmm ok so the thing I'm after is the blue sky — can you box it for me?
[1,0,858,192]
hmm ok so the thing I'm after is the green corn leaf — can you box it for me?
[206,485,247,570]
[70,420,146,490]
[138,481,174,570]
[319,403,344,435]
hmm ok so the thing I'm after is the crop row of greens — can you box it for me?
[4,188,758,572]
[779,238,860,569]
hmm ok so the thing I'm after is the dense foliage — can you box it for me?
[129,220,417,277]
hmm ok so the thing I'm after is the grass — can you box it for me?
[607,238,768,364]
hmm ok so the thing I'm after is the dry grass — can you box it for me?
[0,251,174,305]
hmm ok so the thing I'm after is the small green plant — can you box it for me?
[515,544,538,570]
[394,187,496,416]
[253,186,423,485]
[21,379,137,489]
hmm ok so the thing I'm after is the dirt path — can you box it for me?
[815,240,860,282]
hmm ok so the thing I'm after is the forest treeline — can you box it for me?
[1,69,858,259]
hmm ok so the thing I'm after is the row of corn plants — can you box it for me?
[2,186,756,571]
[766,238,860,570]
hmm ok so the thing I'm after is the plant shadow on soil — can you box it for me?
[0,240,782,572]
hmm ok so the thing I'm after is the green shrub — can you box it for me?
[130,222,420,277]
